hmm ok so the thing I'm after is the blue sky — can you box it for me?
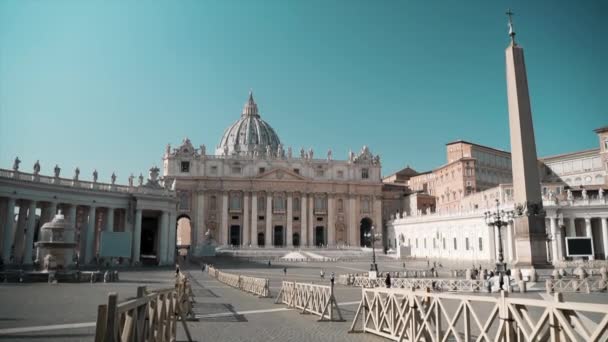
[1,0,605,182]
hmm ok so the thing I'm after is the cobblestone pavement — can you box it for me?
[1,259,608,341]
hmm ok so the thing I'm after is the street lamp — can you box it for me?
[364,225,381,273]
[484,199,513,291]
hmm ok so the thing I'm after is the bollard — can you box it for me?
[518,280,526,293]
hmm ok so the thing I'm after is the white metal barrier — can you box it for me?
[275,281,343,321]
[208,267,271,297]
[352,276,486,292]
[350,287,608,341]
[546,278,608,294]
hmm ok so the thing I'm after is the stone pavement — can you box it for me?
[1,259,608,341]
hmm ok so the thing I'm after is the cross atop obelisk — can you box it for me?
[506,8,516,45]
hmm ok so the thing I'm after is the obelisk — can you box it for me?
[504,10,547,267]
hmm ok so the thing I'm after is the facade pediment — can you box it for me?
[255,168,308,181]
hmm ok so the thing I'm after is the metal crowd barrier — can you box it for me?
[275,281,343,321]
[207,267,271,297]
[351,276,487,292]
[350,287,608,341]
[546,278,608,294]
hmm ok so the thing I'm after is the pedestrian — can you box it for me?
[268,260,271,267]
[320,269,325,279]
[402,262,406,269]
[385,273,392,288]
[175,264,180,276]
[201,264,206,272]
[427,259,430,268]
[330,272,335,287]
[283,267,287,276]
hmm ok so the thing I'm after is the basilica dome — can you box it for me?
[216,91,281,156]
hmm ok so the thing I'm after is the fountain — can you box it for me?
[35,211,77,271]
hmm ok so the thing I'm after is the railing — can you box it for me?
[94,275,193,342]
[546,278,608,294]
[207,267,271,297]
[350,287,608,341]
[275,281,343,321]
[351,276,486,292]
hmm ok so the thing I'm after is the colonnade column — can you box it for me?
[65,204,77,265]
[349,196,357,246]
[300,193,307,247]
[567,217,576,237]
[251,193,258,247]
[550,217,559,264]
[2,198,16,264]
[555,219,564,262]
[243,192,250,247]
[23,201,38,265]
[286,194,293,247]
[265,194,272,247]
[327,194,335,247]
[13,203,28,263]
[602,218,608,261]
[585,218,595,260]
[159,211,169,265]
[220,193,228,246]
[167,212,176,264]
[46,202,57,224]
[308,195,314,246]
[85,206,97,263]
[106,208,115,232]
[195,192,205,247]
[132,209,142,263]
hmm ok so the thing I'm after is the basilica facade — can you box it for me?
[163,92,383,254]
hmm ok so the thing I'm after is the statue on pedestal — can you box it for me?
[128,174,134,187]
[53,165,61,178]
[348,150,355,163]
[567,189,573,201]
[327,149,332,161]
[300,148,305,159]
[599,188,605,200]
[200,144,206,156]
[582,188,588,200]
[73,167,80,181]
[308,148,314,160]
[266,145,272,159]
[111,172,116,185]
[138,173,144,186]
[165,144,171,156]
[33,160,41,175]
[287,146,292,159]
[13,157,21,171]
[93,169,98,183]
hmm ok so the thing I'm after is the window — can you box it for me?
[232,166,241,174]
[258,215,264,220]
[231,216,239,220]
[293,168,300,174]
[442,238,446,250]
[314,197,327,212]
[433,238,436,249]
[210,166,218,175]
[337,170,344,179]
[210,196,217,210]
[337,199,344,212]
[294,198,300,210]
[316,170,324,177]
[181,161,190,173]
[478,237,483,251]
[604,139,608,150]
[465,237,470,250]
[424,238,427,249]
[259,197,265,211]
[361,198,371,213]
[293,216,299,221]
[273,195,285,211]
[416,238,418,248]
[362,168,369,179]
[453,238,457,250]
[259,167,265,174]
[229,193,241,211]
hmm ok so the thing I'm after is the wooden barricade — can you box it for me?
[352,276,486,292]
[208,267,271,298]
[275,281,343,321]
[94,276,193,342]
[350,287,608,341]
[546,278,608,294]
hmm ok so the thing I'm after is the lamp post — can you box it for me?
[364,225,380,273]
[484,199,513,291]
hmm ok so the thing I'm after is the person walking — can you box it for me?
[385,273,392,288]
[320,269,325,279]
[283,267,287,276]
[330,272,335,287]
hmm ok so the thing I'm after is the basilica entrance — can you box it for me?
[258,233,265,247]
[141,216,159,265]
[315,226,325,247]
[360,217,372,247]
[230,225,241,246]
[273,226,284,247]
[293,233,300,247]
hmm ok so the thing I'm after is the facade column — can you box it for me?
[556,219,564,262]
[327,194,335,247]
[585,217,595,260]
[45,201,58,225]
[549,217,559,264]
[85,206,97,264]
[132,209,142,263]
[243,192,250,247]
[23,201,38,265]
[195,192,205,248]
[220,193,228,246]
[13,202,29,263]
[567,217,576,237]
[106,207,115,232]
[2,198,16,264]
[308,195,314,246]
[601,217,608,261]
[167,212,176,264]
[349,196,357,247]
[265,194,272,247]
[159,211,169,265]
[300,193,308,247]
[287,194,293,247]
[251,193,258,247]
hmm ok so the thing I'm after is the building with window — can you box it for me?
[163,92,383,252]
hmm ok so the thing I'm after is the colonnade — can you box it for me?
[547,215,608,262]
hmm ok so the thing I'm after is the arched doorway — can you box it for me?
[230,225,241,246]
[360,217,372,247]
[315,226,325,247]
[176,216,192,258]
[293,233,300,247]
[257,233,265,247]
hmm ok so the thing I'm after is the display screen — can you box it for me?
[566,238,593,257]
[99,232,133,258]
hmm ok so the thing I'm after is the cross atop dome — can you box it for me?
[242,90,260,117]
